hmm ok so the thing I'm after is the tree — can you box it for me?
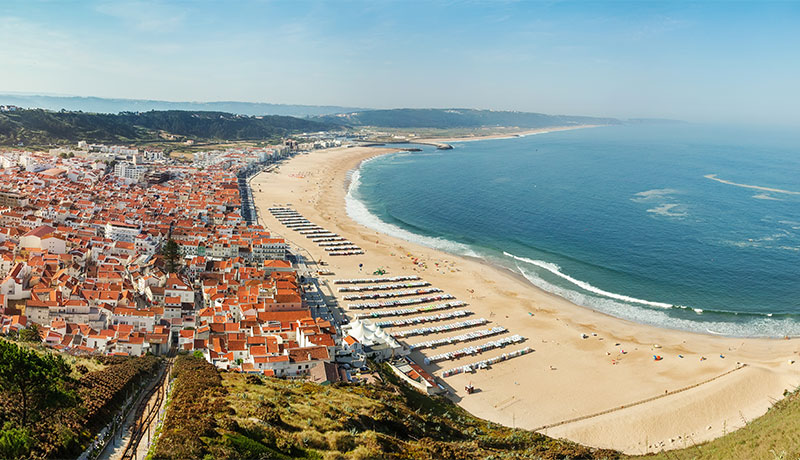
[0,423,33,460]
[18,323,40,343]
[0,341,74,426]
[161,239,180,273]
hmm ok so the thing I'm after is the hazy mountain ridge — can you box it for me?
[314,108,622,129]
[0,94,366,118]
[0,109,337,146]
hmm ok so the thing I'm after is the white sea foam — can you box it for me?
[753,193,781,201]
[646,203,688,218]
[345,164,479,258]
[631,188,679,202]
[722,229,798,251]
[502,251,673,308]
[705,174,800,195]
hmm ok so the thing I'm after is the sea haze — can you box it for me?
[346,124,800,337]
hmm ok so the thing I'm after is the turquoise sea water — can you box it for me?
[346,124,800,337]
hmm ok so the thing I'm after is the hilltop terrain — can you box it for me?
[0,109,337,146]
[314,108,620,129]
[0,94,364,117]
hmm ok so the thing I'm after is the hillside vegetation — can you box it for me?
[0,109,336,146]
[0,338,161,459]
[153,354,800,460]
[0,107,622,147]
[153,354,619,460]
[315,108,620,129]
[4,340,798,460]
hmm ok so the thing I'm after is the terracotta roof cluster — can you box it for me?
[0,146,339,377]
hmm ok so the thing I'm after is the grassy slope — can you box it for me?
[637,389,800,460]
[154,355,619,459]
[157,354,800,459]
[4,337,108,378]
[6,341,799,460]
[217,361,620,460]
[214,359,800,460]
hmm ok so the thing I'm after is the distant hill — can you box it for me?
[0,94,366,117]
[0,109,337,146]
[315,108,621,129]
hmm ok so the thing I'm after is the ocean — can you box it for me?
[345,124,800,337]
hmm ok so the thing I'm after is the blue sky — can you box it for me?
[1,1,799,124]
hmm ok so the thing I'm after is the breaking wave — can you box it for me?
[345,159,480,258]
[509,256,800,337]
[502,251,674,308]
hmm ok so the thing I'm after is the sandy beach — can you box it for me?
[250,136,800,454]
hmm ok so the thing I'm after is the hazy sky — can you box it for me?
[1,0,799,124]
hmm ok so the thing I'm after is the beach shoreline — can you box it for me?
[411,124,607,144]
[251,131,800,454]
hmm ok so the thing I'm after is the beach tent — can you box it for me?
[342,319,408,361]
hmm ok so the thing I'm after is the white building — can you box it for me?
[143,149,164,162]
[113,161,147,182]
[164,274,195,305]
[252,238,287,261]
[105,221,141,243]
[20,225,66,254]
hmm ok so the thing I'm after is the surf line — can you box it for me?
[705,174,800,195]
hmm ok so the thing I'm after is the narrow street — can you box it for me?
[99,357,174,460]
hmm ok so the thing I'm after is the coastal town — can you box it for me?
[0,133,532,394]
[0,139,347,378]
[3,0,800,457]
[1,123,799,456]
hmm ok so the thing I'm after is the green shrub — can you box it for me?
[295,429,327,450]
[0,423,33,460]
[325,430,356,452]
[347,445,382,460]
